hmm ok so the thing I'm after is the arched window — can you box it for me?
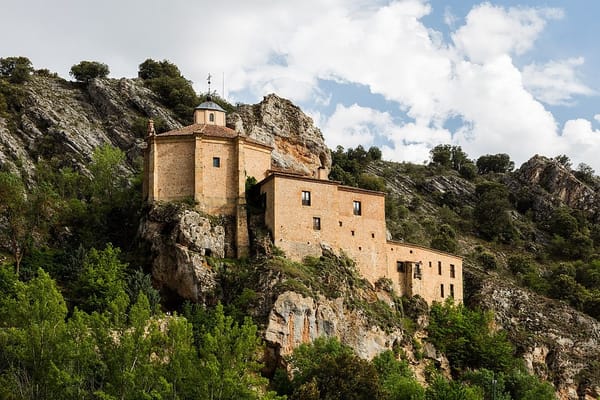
[209,113,215,122]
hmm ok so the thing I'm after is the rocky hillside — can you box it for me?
[0,74,329,182]
[3,69,600,399]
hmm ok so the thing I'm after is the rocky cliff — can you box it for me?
[228,93,331,176]
[0,75,330,185]
[467,269,600,400]
[0,74,181,178]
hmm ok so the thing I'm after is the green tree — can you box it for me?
[286,337,382,400]
[89,144,127,204]
[138,59,199,123]
[427,301,515,375]
[425,375,483,400]
[69,61,109,83]
[373,350,424,400]
[0,269,70,399]
[429,145,471,172]
[430,224,458,253]
[0,172,29,276]
[0,56,34,84]
[73,244,128,313]
[197,303,280,400]
[473,182,515,243]
[476,154,514,174]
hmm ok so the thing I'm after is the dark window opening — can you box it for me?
[213,157,220,167]
[359,246,362,251]
[339,221,343,227]
[204,248,212,257]
[302,191,311,206]
[371,233,375,238]
[313,217,321,230]
[450,264,456,278]
[353,200,362,215]
[429,261,432,268]
[441,284,445,298]
[209,113,215,122]
[438,261,442,275]
[414,263,422,280]
[397,261,405,273]
[351,230,355,236]
[450,284,455,298]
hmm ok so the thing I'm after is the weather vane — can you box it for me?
[207,73,212,95]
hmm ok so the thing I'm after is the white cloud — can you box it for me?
[323,104,391,149]
[522,58,595,105]
[594,114,600,123]
[452,3,563,63]
[560,119,600,169]
[2,1,600,170]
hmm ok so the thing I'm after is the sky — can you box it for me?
[2,0,600,170]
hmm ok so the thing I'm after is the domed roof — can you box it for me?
[195,99,225,112]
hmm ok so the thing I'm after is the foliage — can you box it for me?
[72,244,128,313]
[425,375,483,400]
[329,145,384,189]
[373,350,425,400]
[0,267,279,399]
[138,58,199,124]
[0,56,34,84]
[0,172,28,275]
[429,144,476,178]
[196,303,280,400]
[430,224,458,253]
[473,181,515,243]
[427,300,515,375]
[476,153,514,174]
[286,337,382,400]
[69,60,109,83]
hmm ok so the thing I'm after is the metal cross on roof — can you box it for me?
[207,73,212,94]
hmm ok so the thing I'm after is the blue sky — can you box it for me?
[1,0,599,170]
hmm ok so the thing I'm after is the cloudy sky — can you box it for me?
[2,0,599,170]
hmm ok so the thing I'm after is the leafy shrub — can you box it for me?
[69,60,109,83]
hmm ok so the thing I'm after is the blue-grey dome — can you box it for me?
[195,100,225,112]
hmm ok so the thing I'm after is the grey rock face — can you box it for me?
[0,75,181,178]
[228,93,331,177]
[515,155,600,221]
[468,270,600,400]
[139,205,225,304]
[265,291,403,360]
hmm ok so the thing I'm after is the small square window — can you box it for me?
[353,200,362,216]
[302,191,311,206]
[313,217,321,230]
[212,157,220,167]
[450,264,456,278]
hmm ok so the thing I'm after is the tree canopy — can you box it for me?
[69,61,110,83]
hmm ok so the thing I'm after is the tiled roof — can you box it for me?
[159,124,238,138]
[156,124,272,149]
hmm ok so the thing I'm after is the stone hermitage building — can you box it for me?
[143,98,463,304]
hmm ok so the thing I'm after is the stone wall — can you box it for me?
[260,172,463,304]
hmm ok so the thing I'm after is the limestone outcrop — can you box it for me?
[0,74,182,178]
[265,291,403,360]
[467,270,600,400]
[139,204,227,304]
[514,155,600,221]
[228,93,331,177]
